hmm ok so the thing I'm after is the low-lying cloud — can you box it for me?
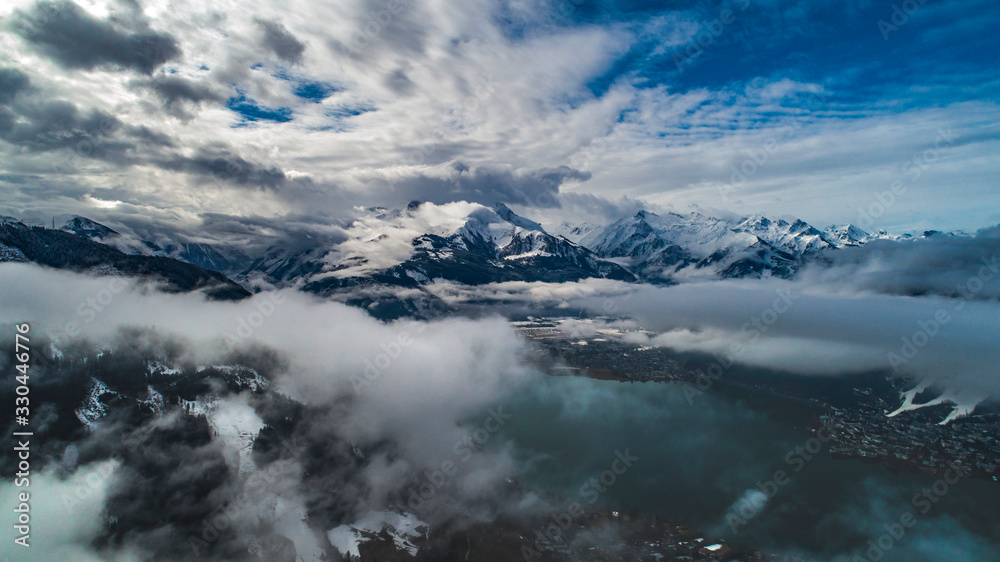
[0,263,539,560]
[419,269,1000,401]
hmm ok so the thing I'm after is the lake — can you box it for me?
[499,375,1000,561]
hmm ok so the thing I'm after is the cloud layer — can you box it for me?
[0,263,540,559]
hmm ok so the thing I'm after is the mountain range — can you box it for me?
[0,216,249,300]
[1,203,945,300]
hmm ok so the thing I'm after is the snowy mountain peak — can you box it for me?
[36,203,931,298]
[824,224,871,247]
[61,216,119,239]
[739,214,772,226]
[577,209,840,280]
[549,220,604,243]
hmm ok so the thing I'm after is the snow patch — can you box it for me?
[327,510,429,560]
[74,379,117,429]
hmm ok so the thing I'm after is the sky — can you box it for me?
[0,0,998,244]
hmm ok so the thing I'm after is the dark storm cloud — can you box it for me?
[0,94,175,166]
[195,212,349,246]
[0,68,31,105]
[1,100,122,153]
[9,0,180,74]
[112,211,350,259]
[255,17,306,65]
[557,192,649,223]
[156,149,287,191]
[0,173,36,184]
[142,74,225,109]
[383,163,590,208]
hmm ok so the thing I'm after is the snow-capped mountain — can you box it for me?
[822,224,915,247]
[29,203,934,298]
[301,201,635,294]
[238,243,329,286]
[62,216,120,240]
[577,210,827,280]
[163,242,250,274]
[61,216,157,255]
[823,224,872,247]
[735,215,834,255]
[548,220,606,244]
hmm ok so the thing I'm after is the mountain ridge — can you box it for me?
[12,205,951,296]
[0,218,250,300]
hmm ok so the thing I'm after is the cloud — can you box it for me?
[255,18,306,65]
[9,0,180,74]
[797,228,1000,301]
[155,148,287,190]
[0,0,995,238]
[0,461,122,561]
[417,270,1000,401]
[573,280,1000,400]
[0,67,31,105]
[361,163,589,209]
[721,488,769,530]
[0,263,538,556]
[141,74,225,111]
[2,252,999,559]
[822,478,1000,562]
[0,100,124,153]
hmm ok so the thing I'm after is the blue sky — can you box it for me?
[0,0,997,241]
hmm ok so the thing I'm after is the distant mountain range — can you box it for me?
[0,216,249,300]
[567,210,913,281]
[1,203,955,301]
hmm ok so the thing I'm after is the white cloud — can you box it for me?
[2,0,995,237]
[0,460,130,561]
